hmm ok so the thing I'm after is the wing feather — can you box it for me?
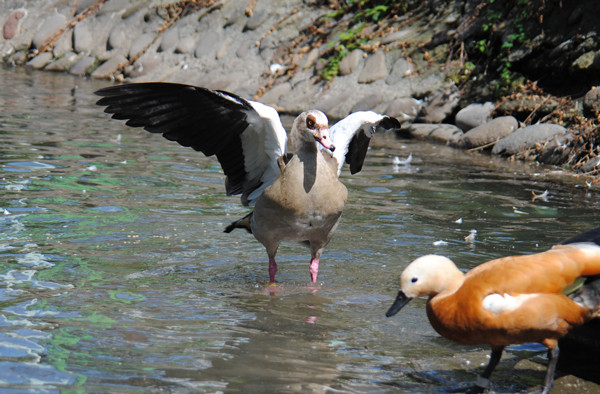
[95,82,287,205]
[328,111,401,175]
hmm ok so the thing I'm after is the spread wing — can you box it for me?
[326,111,401,175]
[95,82,287,206]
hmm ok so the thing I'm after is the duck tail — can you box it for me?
[224,212,253,234]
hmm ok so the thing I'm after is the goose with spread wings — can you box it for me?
[95,83,400,283]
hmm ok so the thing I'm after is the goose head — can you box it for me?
[292,110,335,151]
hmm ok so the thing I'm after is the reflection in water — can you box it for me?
[0,67,599,392]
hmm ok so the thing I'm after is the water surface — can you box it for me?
[1,67,599,392]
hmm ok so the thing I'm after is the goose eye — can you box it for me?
[411,277,418,283]
[306,117,315,129]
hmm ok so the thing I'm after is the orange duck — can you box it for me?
[386,226,600,393]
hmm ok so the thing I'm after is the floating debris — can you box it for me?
[433,240,448,246]
[513,206,528,215]
[465,229,477,243]
[393,153,412,165]
[531,190,549,202]
[455,218,463,224]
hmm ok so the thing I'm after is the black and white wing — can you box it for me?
[95,83,287,206]
[327,111,401,175]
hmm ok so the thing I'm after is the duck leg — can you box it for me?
[541,346,559,394]
[461,346,504,393]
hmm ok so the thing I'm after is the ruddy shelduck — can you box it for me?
[386,226,600,393]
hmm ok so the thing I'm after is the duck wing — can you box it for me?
[95,82,287,206]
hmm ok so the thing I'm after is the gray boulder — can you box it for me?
[455,102,495,132]
[407,123,463,144]
[492,123,566,156]
[358,50,386,83]
[457,116,518,149]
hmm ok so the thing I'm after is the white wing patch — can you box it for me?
[328,111,384,175]
[241,101,287,205]
[482,293,539,314]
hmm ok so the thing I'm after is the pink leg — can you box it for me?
[309,258,319,283]
[268,257,278,283]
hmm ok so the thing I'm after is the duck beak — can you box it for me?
[385,291,413,317]
[314,128,335,152]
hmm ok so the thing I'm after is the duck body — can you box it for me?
[386,227,600,393]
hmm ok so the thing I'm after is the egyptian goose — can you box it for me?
[386,226,600,393]
[95,83,400,283]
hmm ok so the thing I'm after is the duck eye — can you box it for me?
[411,277,418,283]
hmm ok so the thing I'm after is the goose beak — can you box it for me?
[314,128,335,151]
[385,291,413,317]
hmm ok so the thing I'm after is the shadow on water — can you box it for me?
[1,66,599,392]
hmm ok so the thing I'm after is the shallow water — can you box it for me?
[1,67,599,393]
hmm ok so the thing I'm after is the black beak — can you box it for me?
[385,291,413,317]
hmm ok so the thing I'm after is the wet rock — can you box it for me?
[358,50,386,83]
[536,132,575,165]
[407,123,463,144]
[457,116,518,149]
[45,51,80,72]
[3,9,27,39]
[69,55,97,76]
[384,98,422,123]
[386,57,415,85]
[339,49,363,76]
[91,54,127,79]
[32,12,66,49]
[25,52,53,70]
[417,85,460,123]
[455,102,495,132]
[492,123,566,156]
[583,86,600,116]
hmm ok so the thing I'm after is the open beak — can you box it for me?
[385,291,413,317]
[314,129,335,152]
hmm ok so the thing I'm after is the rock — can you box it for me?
[45,51,81,72]
[3,9,27,39]
[358,50,386,83]
[129,33,154,58]
[384,98,422,123]
[32,12,66,49]
[583,86,600,116]
[407,123,463,144]
[52,28,72,57]
[418,85,460,123]
[216,37,234,60]
[455,102,495,132]
[195,30,222,59]
[492,123,566,156]
[70,56,97,76]
[302,47,319,70]
[536,132,575,165]
[91,54,127,79]
[457,116,518,149]
[386,57,415,85]
[351,93,384,113]
[158,27,178,53]
[259,82,291,107]
[339,49,363,76]
[25,52,53,70]
[572,51,596,71]
[73,18,94,53]
[127,55,161,78]
[381,29,412,44]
